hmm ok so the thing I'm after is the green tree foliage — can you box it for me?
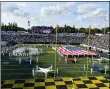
[75,28,78,33]
[79,27,85,33]
[71,25,76,33]
[54,24,77,33]
[30,26,36,33]
[66,25,71,33]
[1,22,5,31]
[92,28,102,33]
[1,22,110,34]
[101,27,110,34]
[1,22,27,32]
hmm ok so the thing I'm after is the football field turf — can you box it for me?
[1,44,110,89]
[1,44,109,80]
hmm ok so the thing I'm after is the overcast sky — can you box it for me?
[1,2,109,29]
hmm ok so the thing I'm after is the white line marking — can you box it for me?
[73,64,86,76]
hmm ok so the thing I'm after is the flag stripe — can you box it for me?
[57,47,97,56]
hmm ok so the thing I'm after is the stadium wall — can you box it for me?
[23,42,80,45]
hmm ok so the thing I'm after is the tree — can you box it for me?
[1,22,5,31]
[71,25,76,33]
[79,27,85,33]
[101,27,110,34]
[14,22,17,31]
[105,27,110,33]
[1,22,4,26]
[50,26,54,29]
[65,25,71,33]
[8,22,11,26]
[64,24,66,33]
[85,28,89,34]
[12,22,15,31]
[15,23,17,27]
[75,28,78,33]
[31,26,37,33]
[93,28,101,33]
[4,25,7,31]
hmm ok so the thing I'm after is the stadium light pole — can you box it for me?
[101,10,108,34]
[92,11,108,34]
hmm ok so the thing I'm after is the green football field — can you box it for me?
[1,44,109,80]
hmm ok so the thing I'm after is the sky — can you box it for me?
[1,1,109,29]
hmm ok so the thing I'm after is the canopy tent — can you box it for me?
[19,58,32,65]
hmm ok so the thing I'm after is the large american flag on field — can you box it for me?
[57,47,97,56]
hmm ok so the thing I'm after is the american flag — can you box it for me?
[28,21,30,26]
[57,47,97,56]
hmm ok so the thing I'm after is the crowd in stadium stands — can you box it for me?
[1,32,109,51]
[1,33,86,44]
[83,34,109,50]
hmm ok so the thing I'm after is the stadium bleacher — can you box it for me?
[1,33,109,52]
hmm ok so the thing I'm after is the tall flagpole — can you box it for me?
[28,21,30,33]
[86,25,91,77]
[54,24,58,79]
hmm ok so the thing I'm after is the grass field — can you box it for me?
[1,44,109,80]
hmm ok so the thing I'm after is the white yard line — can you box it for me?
[2,66,88,69]
[73,64,85,77]
[57,64,89,65]
[1,71,98,78]
[1,69,95,73]
[55,71,97,72]
[57,67,85,68]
